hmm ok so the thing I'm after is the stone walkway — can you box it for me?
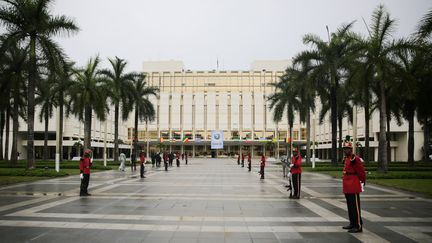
[0,158,431,242]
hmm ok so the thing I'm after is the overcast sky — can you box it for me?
[52,0,431,72]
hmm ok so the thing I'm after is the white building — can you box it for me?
[8,60,425,161]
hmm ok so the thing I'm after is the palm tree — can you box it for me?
[295,22,358,166]
[68,56,109,151]
[416,10,432,162]
[268,67,301,159]
[100,57,136,163]
[131,74,158,160]
[35,76,56,160]
[288,60,316,164]
[52,61,75,162]
[0,0,78,169]
[0,42,28,164]
[359,5,412,172]
[417,9,432,40]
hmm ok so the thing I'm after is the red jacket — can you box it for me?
[248,153,251,162]
[242,153,245,160]
[342,154,366,194]
[290,155,302,174]
[185,153,188,160]
[79,157,91,174]
[140,154,145,165]
[260,155,266,167]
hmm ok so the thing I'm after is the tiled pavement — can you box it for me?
[0,158,431,242]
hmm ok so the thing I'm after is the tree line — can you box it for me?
[0,0,159,169]
[269,5,432,172]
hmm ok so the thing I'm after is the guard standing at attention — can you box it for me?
[241,152,245,167]
[290,147,302,199]
[247,152,252,172]
[342,141,366,233]
[260,153,266,179]
[139,151,145,178]
[79,149,92,196]
[176,152,180,167]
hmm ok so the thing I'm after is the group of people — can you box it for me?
[280,142,366,233]
[149,151,189,171]
[118,151,146,178]
[237,152,267,179]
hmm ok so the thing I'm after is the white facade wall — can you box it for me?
[219,92,229,131]
[231,92,240,131]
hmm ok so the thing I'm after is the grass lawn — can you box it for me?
[310,170,432,197]
[0,176,50,186]
[368,179,432,197]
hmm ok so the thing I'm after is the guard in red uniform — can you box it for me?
[79,149,92,196]
[342,141,366,233]
[163,152,169,171]
[176,152,180,167]
[290,147,302,199]
[241,153,245,167]
[260,154,266,179]
[247,152,252,172]
[139,152,145,178]
[185,152,189,165]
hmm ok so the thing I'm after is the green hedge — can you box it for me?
[0,168,69,177]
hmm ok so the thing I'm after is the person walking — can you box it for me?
[185,152,189,165]
[139,151,146,178]
[79,149,92,196]
[237,153,240,165]
[290,147,302,199]
[342,141,366,233]
[247,152,252,172]
[260,153,266,179]
[118,153,126,171]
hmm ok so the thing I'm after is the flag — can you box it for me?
[183,137,189,143]
[286,137,291,143]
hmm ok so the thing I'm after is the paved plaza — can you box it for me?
[0,158,431,242]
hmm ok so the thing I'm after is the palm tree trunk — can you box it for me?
[306,110,311,164]
[338,115,343,163]
[0,110,4,160]
[11,96,19,164]
[43,111,49,160]
[330,85,338,166]
[5,105,10,162]
[59,92,64,162]
[386,114,391,164]
[27,37,36,169]
[134,108,139,161]
[378,82,388,172]
[114,104,119,163]
[84,105,92,151]
[364,101,370,163]
[407,109,414,167]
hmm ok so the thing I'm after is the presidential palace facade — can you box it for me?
[12,60,425,161]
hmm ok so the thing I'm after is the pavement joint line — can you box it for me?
[0,196,58,213]
[0,220,378,233]
[320,198,382,220]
